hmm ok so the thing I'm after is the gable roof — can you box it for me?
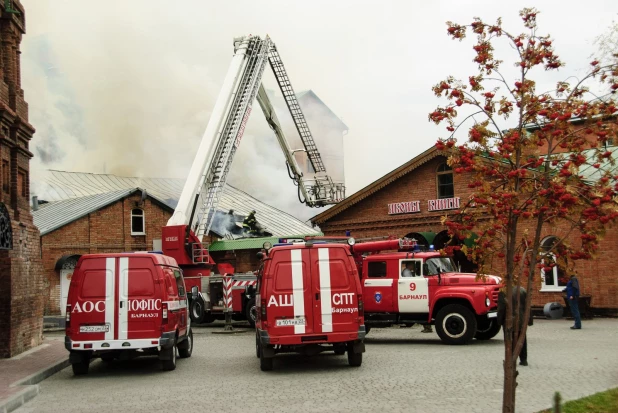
[311,146,448,224]
[32,188,171,235]
[31,170,319,238]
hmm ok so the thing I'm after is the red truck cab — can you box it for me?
[255,240,366,371]
[65,252,193,374]
[361,250,502,344]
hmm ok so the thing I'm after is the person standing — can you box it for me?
[565,274,582,330]
[497,286,531,366]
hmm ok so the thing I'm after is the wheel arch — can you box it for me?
[431,297,475,320]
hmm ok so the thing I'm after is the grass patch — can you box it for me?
[538,388,618,413]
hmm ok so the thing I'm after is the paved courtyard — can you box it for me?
[15,318,618,413]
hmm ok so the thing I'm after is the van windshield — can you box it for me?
[424,257,456,275]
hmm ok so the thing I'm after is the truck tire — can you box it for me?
[347,349,362,367]
[178,329,193,358]
[190,298,205,324]
[161,342,177,371]
[245,297,257,328]
[474,318,501,340]
[435,304,477,345]
[258,341,273,371]
[71,360,89,375]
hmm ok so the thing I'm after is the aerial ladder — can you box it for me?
[161,35,344,325]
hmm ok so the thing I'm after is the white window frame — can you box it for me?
[131,208,145,235]
[539,253,567,292]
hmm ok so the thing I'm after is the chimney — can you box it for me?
[32,195,38,211]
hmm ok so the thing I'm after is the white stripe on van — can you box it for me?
[290,249,305,334]
[118,257,129,340]
[318,248,333,333]
[105,257,115,340]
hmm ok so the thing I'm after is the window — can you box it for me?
[437,163,454,199]
[17,170,26,197]
[400,260,422,277]
[131,208,145,235]
[2,161,9,193]
[367,261,387,278]
[174,270,185,297]
[540,236,569,292]
[424,257,456,275]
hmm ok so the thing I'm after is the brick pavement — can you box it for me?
[12,319,618,413]
[0,335,68,413]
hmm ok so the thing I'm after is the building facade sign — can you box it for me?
[428,197,460,211]
[388,200,421,215]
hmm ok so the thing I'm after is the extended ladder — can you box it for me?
[267,44,327,174]
[193,37,271,240]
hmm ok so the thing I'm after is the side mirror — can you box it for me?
[257,251,264,260]
[191,286,199,300]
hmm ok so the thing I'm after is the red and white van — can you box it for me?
[65,252,193,375]
[255,240,366,371]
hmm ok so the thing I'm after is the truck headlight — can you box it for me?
[485,297,491,307]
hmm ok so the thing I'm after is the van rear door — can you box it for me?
[70,255,161,342]
[265,248,313,335]
[69,257,110,342]
[311,246,360,334]
[120,256,162,340]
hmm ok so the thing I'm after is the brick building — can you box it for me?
[0,0,47,357]
[31,170,320,315]
[311,145,618,314]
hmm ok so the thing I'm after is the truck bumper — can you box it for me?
[258,326,366,346]
[65,331,176,351]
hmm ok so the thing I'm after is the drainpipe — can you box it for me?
[32,195,38,211]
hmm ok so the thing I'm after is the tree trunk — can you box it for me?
[502,280,515,413]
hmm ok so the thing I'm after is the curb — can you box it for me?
[0,357,70,413]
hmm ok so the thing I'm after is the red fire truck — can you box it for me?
[161,35,344,327]
[260,236,503,345]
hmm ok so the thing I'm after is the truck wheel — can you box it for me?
[435,304,477,345]
[255,333,260,358]
[474,318,501,340]
[161,342,177,371]
[71,359,90,375]
[178,329,193,358]
[190,298,205,324]
[245,297,257,328]
[347,349,362,367]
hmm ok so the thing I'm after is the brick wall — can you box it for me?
[0,0,47,358]
[41,194,173,315]
[317,154,618,312]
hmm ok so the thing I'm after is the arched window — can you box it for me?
[436,163,454,199]
[131,208,145,235]
[539,236,569,292]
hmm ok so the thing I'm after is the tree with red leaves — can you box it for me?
[430,8,618,413]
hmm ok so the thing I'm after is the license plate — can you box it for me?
[276,317,306,327]
[487,312,497,319]
[79,324,110,333]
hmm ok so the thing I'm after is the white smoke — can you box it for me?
[21,1,344,223]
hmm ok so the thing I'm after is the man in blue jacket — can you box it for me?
[565,274,582,330]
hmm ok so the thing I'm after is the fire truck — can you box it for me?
[161,35,344,327]
[260,236,503,345]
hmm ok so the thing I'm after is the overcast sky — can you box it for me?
[21,0,618,221]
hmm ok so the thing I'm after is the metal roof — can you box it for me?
[33,189,140,235]
[31,170,319,238]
